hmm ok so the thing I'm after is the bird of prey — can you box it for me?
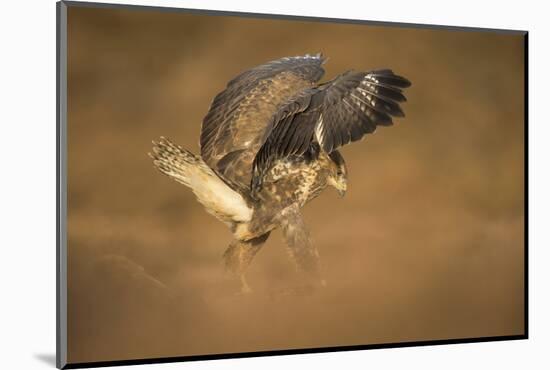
[150,54,410,293]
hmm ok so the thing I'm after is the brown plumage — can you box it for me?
[150,54,411,293]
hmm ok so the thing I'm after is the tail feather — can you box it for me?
[150,137,252,224]
[150,137,205,188]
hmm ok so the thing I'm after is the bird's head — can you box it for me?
[327,151,348,198]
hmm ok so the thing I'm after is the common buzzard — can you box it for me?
[150,54,411,293]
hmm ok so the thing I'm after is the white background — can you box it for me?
[0,0,547,369]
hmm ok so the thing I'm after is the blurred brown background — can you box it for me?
[66,5,525,364]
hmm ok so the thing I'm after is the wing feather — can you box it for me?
[199,54,326,195]
[251,69,411,193]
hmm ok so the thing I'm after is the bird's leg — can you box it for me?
[222,232,270,294]
[279,205,325,290]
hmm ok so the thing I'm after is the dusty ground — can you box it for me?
[66,6,525,363]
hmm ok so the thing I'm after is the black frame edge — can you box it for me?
[64,335,527,369]
[523,32,529,338]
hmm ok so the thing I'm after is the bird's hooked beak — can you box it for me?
[328,175,347,198]
[334,181,347,198]
[337,187,346,198]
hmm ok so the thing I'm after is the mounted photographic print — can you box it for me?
[56,1,527,368]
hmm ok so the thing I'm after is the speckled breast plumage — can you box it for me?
[256,151,333,209]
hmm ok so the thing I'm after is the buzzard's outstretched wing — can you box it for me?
[200,54,326,196]
[251,69,411,192]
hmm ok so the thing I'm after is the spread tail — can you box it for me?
[149,137,252,224]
